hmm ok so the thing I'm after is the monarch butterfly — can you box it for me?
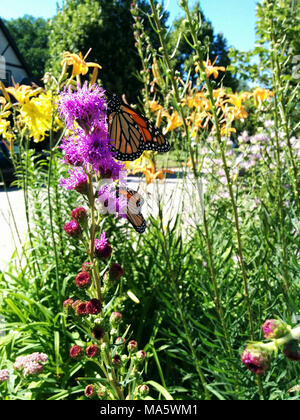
[117,187,146,234]
[107,93,170,161]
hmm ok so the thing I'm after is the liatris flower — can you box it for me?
[75,271,91,289]
[58,82,107,131]
[64,220,82,238]
[63,298,74,310]
[95,231,112,260]
[109,263,124,281]
[86,345,99,358]
[84,384,95,398]
[82,262,93,272]
[241,345,270,375]
[0,369,9,382]
[261,319,289,340]
[70,345,84,359]
[128,340,138,353]
[283,340,300,362]
[75,301,88,316]
[60,168,88,194]
[110,312,122,325]
[86,299,102,315]
[92,325,105,340]
[71,207,87,222]
[137,384,150,397]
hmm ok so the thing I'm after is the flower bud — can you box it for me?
[283,340,300,362]
[84,384,95,398]
[109,263,124,281]
[64,220,82,238]
[86,299,102,315]
[128,340,138,353]
[75,271,91,289]
[135,350,147,363]
[97,385,108,399]
[70,345,83,360]
[92,325,105,340]
[71,207,87,223]
[110,312,122,325]
[63,298,74,310]
[137,384,150,397]
[115,337,126,346]
[86,344,99,358]
[261,319,289,339]
[75,301,88,316]
[112,354,122,367]
[241,345,270,375]
[95,232,112,260]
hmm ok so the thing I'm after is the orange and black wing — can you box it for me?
[117,187,146,234]
[108,93,170,161]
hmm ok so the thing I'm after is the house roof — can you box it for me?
[0,18,32,77]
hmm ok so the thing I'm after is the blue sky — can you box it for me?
[1,0,258,51]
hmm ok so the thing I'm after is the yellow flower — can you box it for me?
[252,88,274,107]
[220,125,236,137]
[132,165,174,185]
[6,83,41,104]
[20,92,56,142]
[0,118,14,142]
[61,51,102,77]
[148,100,164,113]
[197,59,226,79]
[163,111,183,134]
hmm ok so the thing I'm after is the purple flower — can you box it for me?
[64,220,82,238]
[241,345,270,375]
[0,369,9,382]
[58,82,107,131]
[14,353,48,376]
[97,184,127,217]
[60,168,88,194]
[95,231,112,260]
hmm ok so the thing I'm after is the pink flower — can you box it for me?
[110,312,122,325]
[70,345,83,359]
[71,207,87,222]
[75,271,91,289]
[0,369,9,382]
[261,319,289,339]
[95,231,112,260]
[84,384,95,398]
[86,345,99,358]
[86,299,102,315]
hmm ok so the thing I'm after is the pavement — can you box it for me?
[0,174,202,272]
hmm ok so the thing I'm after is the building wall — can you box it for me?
[0,28,29,85]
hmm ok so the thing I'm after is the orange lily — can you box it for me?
[163,111,183,134]
[132,164,174,185]
[196,59,226,79]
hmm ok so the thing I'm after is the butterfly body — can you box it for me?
[117,186,146,234]
[108,93,170,161]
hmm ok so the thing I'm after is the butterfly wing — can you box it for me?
[118,187,146,233]
[108,94,170,161]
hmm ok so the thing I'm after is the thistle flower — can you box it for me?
[261,319,289,340]
[70,345,84,359]
[86,345,99,358]
[0,369,9,382]
[95,231,112,260]
[64,220,82,238]
[241,345,270,375]
[128,340,138,353]
[86,299,102,315]
[136,350,147,361]
[75,271,91,289]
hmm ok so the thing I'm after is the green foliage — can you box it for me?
[4,15,50,81]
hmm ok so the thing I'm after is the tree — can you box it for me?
[47,0,168,102]
[5,15,50,81]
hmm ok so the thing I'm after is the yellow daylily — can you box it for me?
[61,51,102,77]
[163,111,183,134]
[252,87,274,107]
[6,82,41,105]
[20,92,56,142]
[0,118,14,142]
[196,59,226,79]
